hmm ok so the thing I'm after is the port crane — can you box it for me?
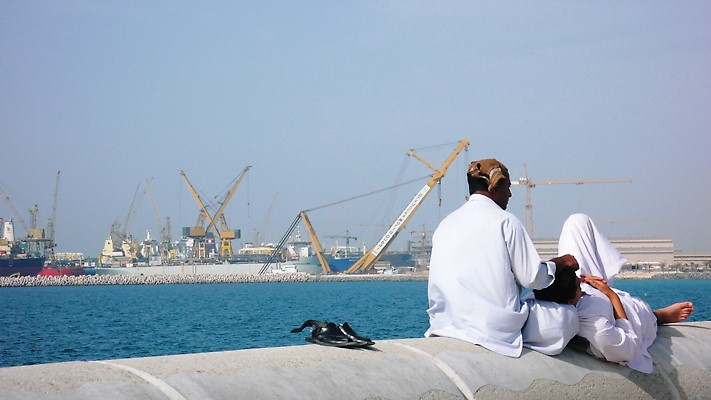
[254,192,279,245]
[146,178,172,260]
[511,163,632,237]
[0,184,29,234]
[345,138,469,274]
[409,224,432,272]
[179,167,250,257]
[325,230,358,256]
[45,171,60,260]
[259,210,332,274]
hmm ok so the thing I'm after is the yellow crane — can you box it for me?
[204,166,251,257]
[257,210,332,275]
[299,211,331,274]
[179,167,251,258]
[511,163,632,237]
[346,138,469,274]
[178,170,213,239]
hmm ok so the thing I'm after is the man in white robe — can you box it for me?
[425,159,580,358]
[534,214,694,372]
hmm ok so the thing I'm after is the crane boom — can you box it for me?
[146,178,170,243]
[256,192,279,244]
[346,138,469,273]
[203,166,251,257]
[47,171,60,244]
[0,185,29,233]
[511,163,632,236]
[204,166,251,236]
[300,211,331,274]
[178,170,215,237]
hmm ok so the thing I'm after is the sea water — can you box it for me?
[0,280,708,368]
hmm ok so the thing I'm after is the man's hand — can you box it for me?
[550,254,579,272]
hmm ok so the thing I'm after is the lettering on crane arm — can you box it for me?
[372,185,432,257]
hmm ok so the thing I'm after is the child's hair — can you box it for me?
[533,268,579,304]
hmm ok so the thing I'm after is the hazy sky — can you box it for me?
[2,1,709,258]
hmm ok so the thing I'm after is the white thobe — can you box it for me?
[559,213,657,373]
[558,213,626,284]
[426,195,575,357]
[577,285,657,373]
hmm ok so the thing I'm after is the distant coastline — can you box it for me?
[615,269,711,280]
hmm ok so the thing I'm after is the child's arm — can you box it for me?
[581,275,628,320]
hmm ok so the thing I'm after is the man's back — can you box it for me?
[426,194,543,357]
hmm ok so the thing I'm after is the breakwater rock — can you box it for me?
[616,270,711,280]
[0,273,429,287]
[0,273,310,287]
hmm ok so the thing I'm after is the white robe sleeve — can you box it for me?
[504,216,555,290]
[522,296,579,355]
[578,294,639,364]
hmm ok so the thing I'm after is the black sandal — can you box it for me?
[339,322,374,347]
[291,320,375,348]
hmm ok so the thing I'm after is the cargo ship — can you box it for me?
[94,236,324,276]
[1,220,45,277]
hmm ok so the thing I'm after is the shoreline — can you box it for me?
[1,270,709,287]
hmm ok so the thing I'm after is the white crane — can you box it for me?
[511,164,631,237]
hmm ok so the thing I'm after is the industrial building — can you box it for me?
[410,236,710,270]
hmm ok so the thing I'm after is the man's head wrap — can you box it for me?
[467,159,510,191]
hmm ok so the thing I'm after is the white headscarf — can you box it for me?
[558,213,626,284]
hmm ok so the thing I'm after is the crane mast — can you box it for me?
[47,171,60,249]
[346,138,469,274]
[178,170,215,239]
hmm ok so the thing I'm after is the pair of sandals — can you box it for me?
[291,319,375,348]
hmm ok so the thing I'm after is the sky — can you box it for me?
[1,1,710,258]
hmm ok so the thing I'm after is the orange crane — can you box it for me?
[511,163,631,237]
[346,138,469,274]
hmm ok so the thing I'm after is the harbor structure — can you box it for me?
[0,322,709,399]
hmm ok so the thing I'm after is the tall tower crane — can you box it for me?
[511,163,631,237]
[46,171,60,259]
[324,230,358,256]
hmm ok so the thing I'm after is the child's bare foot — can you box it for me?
[654,302,694,324]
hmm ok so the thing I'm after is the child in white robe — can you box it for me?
[534,214,694,373]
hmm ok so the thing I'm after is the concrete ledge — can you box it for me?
[1,322,709,399]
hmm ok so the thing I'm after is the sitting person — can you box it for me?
[534,214,694,373]
[426,159,580,358]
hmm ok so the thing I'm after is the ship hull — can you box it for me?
[327,252,414,272]
[0,257,45,277]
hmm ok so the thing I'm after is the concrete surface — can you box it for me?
[0,322,709,399]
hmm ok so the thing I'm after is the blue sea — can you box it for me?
[0,280,708,368]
